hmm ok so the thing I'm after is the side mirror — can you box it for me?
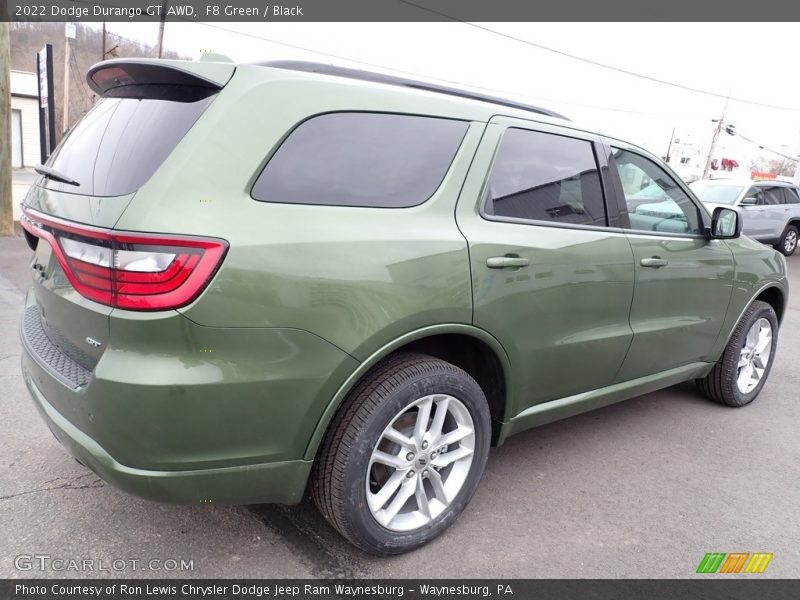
[708,206,741,239]
[740,196,758,206]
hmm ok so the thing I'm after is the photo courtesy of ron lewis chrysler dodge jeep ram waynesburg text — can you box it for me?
[19,57,788,555]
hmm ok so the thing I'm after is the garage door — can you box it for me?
[11,109,22,168]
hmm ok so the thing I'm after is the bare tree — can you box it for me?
[748,156,797,177]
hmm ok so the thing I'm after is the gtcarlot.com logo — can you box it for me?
[696,552,773,574]
[14,554,194,572]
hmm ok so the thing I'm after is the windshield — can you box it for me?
[689,181,744,205]
[43,95,215,197]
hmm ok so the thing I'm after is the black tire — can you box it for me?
[775,224,798,256]
[311,352,491,555]
[696,301,778,407]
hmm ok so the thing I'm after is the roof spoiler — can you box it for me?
[86,58,235,101]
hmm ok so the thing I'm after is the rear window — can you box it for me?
[42,95,214,197]
[251,112,468,208]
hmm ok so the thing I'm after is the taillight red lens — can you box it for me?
[21,208,228,311]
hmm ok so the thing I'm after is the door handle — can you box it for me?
[486,256,530,269]
[640,257,668,268]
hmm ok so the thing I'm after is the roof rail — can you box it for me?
[256,60,569,121]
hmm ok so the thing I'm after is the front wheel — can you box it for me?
[311,353,491,555]
[775,224,798,256]
[697,300,778,407]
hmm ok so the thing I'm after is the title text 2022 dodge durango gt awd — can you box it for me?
[19,57,788,555]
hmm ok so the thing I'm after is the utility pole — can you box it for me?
[0,21,14,236]
[62,23,76,135]
[102,22,106,61]
[702,97,729,180]
[702,119,722,180]
[665,127,676,164]
[156,0,168,58]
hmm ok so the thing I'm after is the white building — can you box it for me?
[664,131,707,182]
[10,70,42,169]
[665,129,753,183]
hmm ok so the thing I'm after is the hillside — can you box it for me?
[10,22,186,142]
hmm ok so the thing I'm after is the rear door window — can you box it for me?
[251,112,468,208]
[43,96,215,197]
[483,128,607,227]
[762,187,785,205]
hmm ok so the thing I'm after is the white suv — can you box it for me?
[690,179,800,256]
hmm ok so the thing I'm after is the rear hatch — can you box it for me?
[21,58,233,386]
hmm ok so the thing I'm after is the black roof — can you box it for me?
[257,60,569,121]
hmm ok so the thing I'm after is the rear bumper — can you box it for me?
[24,371,311,504]
[19,294,359,505]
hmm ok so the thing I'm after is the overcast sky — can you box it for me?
[93,22,800,166]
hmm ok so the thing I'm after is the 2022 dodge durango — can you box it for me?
[19,57,788,554]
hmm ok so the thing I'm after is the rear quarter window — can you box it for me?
[251,112,469,208]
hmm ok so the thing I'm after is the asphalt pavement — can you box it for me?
[1,234,798,579]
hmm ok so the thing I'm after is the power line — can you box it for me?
[192,22,704,121]
[195,21,800,164]
[65,0,800,113]
[68,4,796,120]
[104,28,146,49]
[196,21,462,79]
[711,118,798,161]
[68,34,95,106]
[70,53,93,106]
[68,0,788,118]
[735,131,798,162]
[64,0,155,48]
[397,0,800,114]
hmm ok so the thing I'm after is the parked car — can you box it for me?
[689,178,800,256]
[19,58,788,555]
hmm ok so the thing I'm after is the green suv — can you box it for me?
[19,58,788,555]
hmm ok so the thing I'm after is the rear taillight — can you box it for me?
[21,207,227,311]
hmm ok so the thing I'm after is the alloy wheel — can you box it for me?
[784,229,798,254]
[366,394,475,532]
[737,317,773,394]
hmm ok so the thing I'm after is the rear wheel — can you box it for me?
[311,353,491,555]
[697,301,778,407]
[775,224,798,256]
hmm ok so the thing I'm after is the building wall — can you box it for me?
[10,73,43,221]
[10,94,41,168]
[11,71,43,169]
